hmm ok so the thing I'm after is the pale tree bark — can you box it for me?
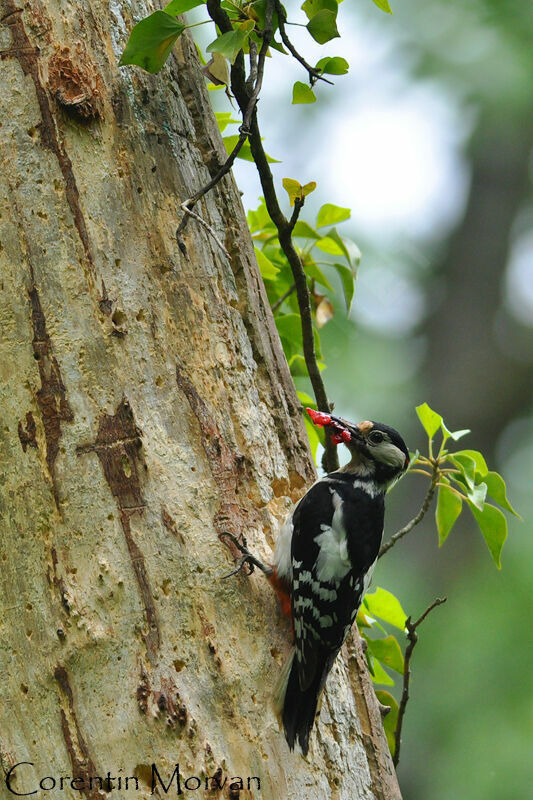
[0,1,401,797]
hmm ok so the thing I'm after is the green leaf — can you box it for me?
[292,221,321,240]
[304,416,321,461]
[316,203,351,227]
[254,247,280,280]
[450,453,476,490]
[249,0,280,31]
[366,635,404,674]
[301,0,338,20]
[441,421,471,442]
[302,181,317,197]
[436,483,463,545]
[331,263,355,313]
[370,658,395,686]
[215,111,240,132]
[315,56,349,75]
[315,235,345,256]
[454,449,488,477]
[289,354,308,377]
[371,0,393,13]
[119,11,186,73]
[276,313,303,361]
[304,260,334,290]
[296,390,316,408]
[282,178,302,206]
[207,20,255,63]
[322,228,361,270]
[292,81,317,104]
[484,471,520,517]
[164,0,205,14]
[223,135,279,163]
[415,403,443,438]
[306,9,340,44]
[375,690,399,756]
[289,354,325,376]
[247,198,274,233]
[282,177,317,205]
[467,501,508,569]
[364,587,407,630]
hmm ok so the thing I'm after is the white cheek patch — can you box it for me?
[375,441,405,468]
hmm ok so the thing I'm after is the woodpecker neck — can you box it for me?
[337,450,403,492]
[339,450,374,476]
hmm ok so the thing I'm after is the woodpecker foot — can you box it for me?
[219,532,273,579]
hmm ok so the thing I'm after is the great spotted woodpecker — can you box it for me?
[224,409,409,756]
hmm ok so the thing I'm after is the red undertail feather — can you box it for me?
[268,568,292,623]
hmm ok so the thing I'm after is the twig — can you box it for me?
[274,0,334,86]
[288,196,304,232]
[271,282,296,312]
[378,463,440,558]
[393,597,447,767]
[179,201,230,258]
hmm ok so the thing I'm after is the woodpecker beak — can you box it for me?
[306,409,364,446]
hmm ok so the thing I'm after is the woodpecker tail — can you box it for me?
[273,648,336,756]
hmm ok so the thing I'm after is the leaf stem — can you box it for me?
[185,19,212,28]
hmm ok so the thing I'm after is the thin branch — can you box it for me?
[393,597,447,767]
[178,201,230,258]
[274,0,334,86]
[288,196,304,232]
[378,463,440,558]
[271,282,296,312]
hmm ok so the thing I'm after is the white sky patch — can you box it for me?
[350,263,426,335]
[323,87,470,240]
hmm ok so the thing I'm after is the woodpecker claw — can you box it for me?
[219,532,272,579]
[220,531,248,554]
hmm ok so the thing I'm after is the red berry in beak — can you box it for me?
[306,408,332,427]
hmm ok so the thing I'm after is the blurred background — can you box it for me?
[195,0,533,795]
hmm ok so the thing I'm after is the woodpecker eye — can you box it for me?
[368,431,384,444]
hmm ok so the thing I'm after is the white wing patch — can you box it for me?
[314,491,352,582]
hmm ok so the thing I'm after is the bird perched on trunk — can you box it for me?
[224,409,409,756]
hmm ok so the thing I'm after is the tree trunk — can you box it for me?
[0,2,401,797]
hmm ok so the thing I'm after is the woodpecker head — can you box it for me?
[306,408,409,484]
